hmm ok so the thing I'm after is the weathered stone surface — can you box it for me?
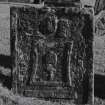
[11,6,93,104]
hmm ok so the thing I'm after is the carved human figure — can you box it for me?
[55,18,72,85]
[55,18,71,39]
[44,51,57,81]
[25,30,46,84]
[39,10,57,37]
[29,10,57,81]
[31,32,46,82]
[46,64,56,81]
[69,15,86,101]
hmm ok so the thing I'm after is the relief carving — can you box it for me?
[11,7,92,103]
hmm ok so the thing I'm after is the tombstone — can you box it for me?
[10,5,93,104]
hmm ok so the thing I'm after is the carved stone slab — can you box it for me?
[11,6,93,103]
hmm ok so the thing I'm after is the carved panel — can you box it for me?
[11,6,93,103]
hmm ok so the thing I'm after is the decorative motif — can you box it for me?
[11,6,93,103]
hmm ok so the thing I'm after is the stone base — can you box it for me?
[23,82,75,102]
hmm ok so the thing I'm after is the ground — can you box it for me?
[0,83,75,105]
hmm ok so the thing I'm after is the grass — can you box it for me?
[94,97,105,105]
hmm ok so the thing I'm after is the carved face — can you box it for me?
[39,12,57,36]
[47,64,55,71]
[56,19,71,38]
[70,16,84,32]
[45,51,57,68]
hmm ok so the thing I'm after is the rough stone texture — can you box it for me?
[11,6,93,104]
